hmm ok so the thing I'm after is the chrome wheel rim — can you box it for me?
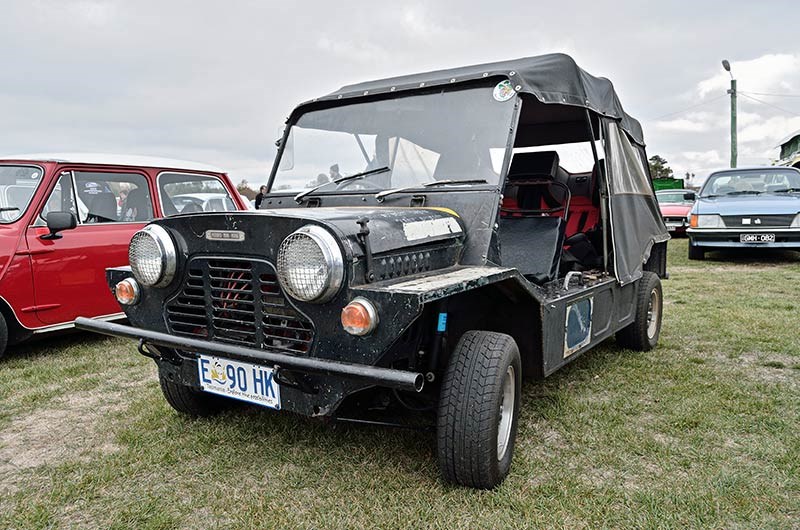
[497,365,515,461]
[646,288,660,339]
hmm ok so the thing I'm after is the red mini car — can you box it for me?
[656,188,696,234]
[0,153,246,358]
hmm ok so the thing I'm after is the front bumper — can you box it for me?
[74,317,424,393]
[687,228,800,249]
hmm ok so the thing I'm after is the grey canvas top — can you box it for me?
[300,53,645,145]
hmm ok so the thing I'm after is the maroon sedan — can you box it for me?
[0,153,246,358]
[656,189,696,234]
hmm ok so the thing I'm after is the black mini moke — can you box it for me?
[77,54,669,489]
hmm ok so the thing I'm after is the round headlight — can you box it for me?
[277,225,344,302]
[129,224,177,287]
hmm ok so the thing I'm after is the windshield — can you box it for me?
[0,165,44,223]
[270,82,517,193]
[657,190,693,204]
[701,169,800,197]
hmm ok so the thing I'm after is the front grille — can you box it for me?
[664,216,686,224]
[166,258,314,354]
[721,214,796,228]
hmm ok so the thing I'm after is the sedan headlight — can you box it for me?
[690,214,726,229]
[129,225,177,287]
[277,225,344,302]
[791,213,800,228]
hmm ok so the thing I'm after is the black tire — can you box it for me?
[437,330,521,489]
[616,271,663,351]
[0,312,7,360]
[688,244,705,260]
[159,374,231,417]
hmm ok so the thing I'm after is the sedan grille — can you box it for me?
[721,214,795,228]
[166,258,314,354]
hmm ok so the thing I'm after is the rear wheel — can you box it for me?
[437,330,521,489]
[688,243,705,260]
[159,374,232,417]
[616,271,663,351]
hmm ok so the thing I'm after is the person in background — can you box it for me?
[255,185,267,209]
[329,164,342,181]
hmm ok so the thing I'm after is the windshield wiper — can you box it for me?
[375,178,488,201]
[0,207,20,212]
[770,187,800,193]
[294,166,391,203]
[726,190,763,195]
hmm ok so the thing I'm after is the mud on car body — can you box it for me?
[79,54,669,489]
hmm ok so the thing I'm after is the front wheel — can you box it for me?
[616,271,663,351]
[437,330,521,489]
[159,374,233,417]
[688,243,705,260]
[0,312,7,360]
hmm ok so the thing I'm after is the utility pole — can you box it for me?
[722,60,737,168]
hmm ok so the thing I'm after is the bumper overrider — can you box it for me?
[74,317,424,393]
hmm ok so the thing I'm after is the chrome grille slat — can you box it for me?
[165,257,314,354]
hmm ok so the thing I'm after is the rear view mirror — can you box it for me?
[683,192,695,202]
[41,211,77,240]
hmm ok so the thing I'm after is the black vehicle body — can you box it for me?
[78,54,669,488]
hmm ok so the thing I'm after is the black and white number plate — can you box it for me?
[740,233,775,243]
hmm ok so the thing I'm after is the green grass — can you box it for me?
[1,239,798,529]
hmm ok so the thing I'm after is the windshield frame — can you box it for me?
[700,168,800,198]
[0,163,46,225]
[266,81,520,197]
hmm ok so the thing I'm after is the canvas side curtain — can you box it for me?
[603,121,669,285]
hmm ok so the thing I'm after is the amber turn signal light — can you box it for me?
[115,278,140,306]
[341,297,378,336]
[689,214,698,228]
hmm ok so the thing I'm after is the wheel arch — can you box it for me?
[0,295,31,345]
[425,277,544,379]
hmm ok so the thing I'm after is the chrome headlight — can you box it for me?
[129,224,177,287]
[277,225,344,302]
[791,213,800,228]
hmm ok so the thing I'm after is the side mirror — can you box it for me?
[41,211,77,240]
[683,192,695,202]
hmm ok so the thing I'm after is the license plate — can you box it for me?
[740,233,775,243]
[197,355,281,410]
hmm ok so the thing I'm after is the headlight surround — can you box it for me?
[129,224,177,287]
[277,225,344,303]
[791,213,800,228]
[691,214,726,229]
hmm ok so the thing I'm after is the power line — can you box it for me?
[738,92,800,118]
[642,94,727,122]
[739,91,800,98]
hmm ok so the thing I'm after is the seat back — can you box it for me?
[499,216,565,284]
[87,192,118,223]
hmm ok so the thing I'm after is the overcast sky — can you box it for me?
[2,0,799,186]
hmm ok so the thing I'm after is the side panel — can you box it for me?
[540,279,636,376]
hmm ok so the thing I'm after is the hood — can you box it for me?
[257,207,465,255]
[694,194,800,216]
[659,204,692,216]
[161,207,466,259]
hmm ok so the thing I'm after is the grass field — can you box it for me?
[1,239,798,529]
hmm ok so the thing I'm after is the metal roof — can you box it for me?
[0,153,226,173]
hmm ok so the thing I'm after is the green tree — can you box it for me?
[648,155,674,179]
